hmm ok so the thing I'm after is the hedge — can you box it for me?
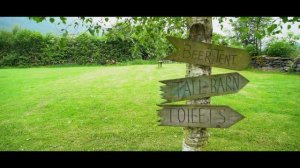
[0,29,134,66]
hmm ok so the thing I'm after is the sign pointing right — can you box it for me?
[158,104,244,128]
[160,72,249,103]
[165,37,250,70]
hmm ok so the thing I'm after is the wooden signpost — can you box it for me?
[158,105,244,128]
[165,36,250,70]
[158,37,250,129]
[160,72,249,103]
[156,30,251,150]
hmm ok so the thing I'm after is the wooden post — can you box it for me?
[182,17,213,151]
[158,60,163,68]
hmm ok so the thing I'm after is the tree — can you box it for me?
[212,33,228,46]
[230,17,274,55]
[286,32,300,45]
[212,32,244,48]
[106,17,189,60]
[103,18,187,60]
[183,17,212,151]
[264,31,300,57]
[29,17,300,52]
[30,17,300,38]
[29,17,191,60]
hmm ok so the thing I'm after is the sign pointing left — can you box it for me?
[165,36,250,70]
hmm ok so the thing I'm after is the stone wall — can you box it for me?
[291,57,300,73]
[251,56,300,73]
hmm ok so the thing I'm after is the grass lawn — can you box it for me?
[0,64,299,151]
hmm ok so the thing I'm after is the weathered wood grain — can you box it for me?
[158,104,244,128]
[165,36,250,70]
[160,72,249,103]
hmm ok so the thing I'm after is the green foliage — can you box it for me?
[49,18,55,23]
[0,52,19,66]
[28,17,300,60]
[212,33,243,49]
[103,17,187,60]
[262,32,300,58]
[30,17,300,37]
[212,33,229,46]
[286,32,300,45]
[217,17,299,36]
[265,40,297,57]
[0,28,133,66]
[290,49,300,58]
[29,17,300,46]
[29,17,188,60]
[115,59,158,66]
[18,17,300,64]
[267,24,278,34]
[230,17,274,54]
[0,30,13,52]
[29,17,46,23]
[245,44,259,56]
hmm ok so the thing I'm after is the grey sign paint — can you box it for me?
[158,105,244,128]
[160,72,249,103]
[165,36,250,70]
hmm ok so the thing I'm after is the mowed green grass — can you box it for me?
[0,64,299,151]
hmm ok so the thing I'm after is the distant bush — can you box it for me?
[290,49,300,58]
[264,40,297,57]
[115,59,157,66]
[0,52,19,66]
[245,44,259,56]
[0,29,134,67]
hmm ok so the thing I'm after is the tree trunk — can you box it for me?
[259,39,262,55]
[255,38,258,55]
[255,17,261,55]
[182,17,213,151]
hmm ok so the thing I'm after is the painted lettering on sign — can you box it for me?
[182,43,237,66]
[165,37,250,70]
[158,105,244,128]
[160,72,249,103]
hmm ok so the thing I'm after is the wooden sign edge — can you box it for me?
[156,104,245,128]
[165,36,251,71]
[159,72,243,84]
